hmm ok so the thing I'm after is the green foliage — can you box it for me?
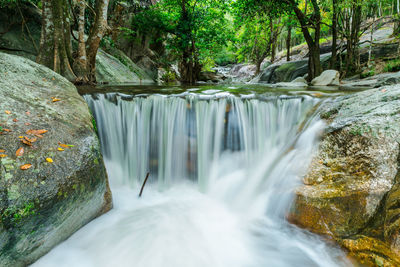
[360,68,375,78]
[125,0,233,72]
[384,59,400,73]
[161,68,178,83]
[3,202,36,225]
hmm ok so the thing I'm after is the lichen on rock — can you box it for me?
[289,85,400,265]
[0,52,112,266]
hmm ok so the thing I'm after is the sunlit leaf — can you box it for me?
[26,129,48,135]
[24,136,37,143]
[5,110,11,114]
[16,147,24,157]
[20,164,32,170]
[58,143,70,148]
[57,148,65,151]
[21,139,32,146]
[46,158,53,163]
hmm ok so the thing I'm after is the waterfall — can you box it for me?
[33,91,349,267]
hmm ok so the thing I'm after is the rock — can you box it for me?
[292,77,308,84]
[340,236,400,266]
[384,183,400,251]
[289,85,400,264]
[254,53,331,84]
[275,81,308,88]
[198,71,226,83]
[340,79,378,90]
[311,70,340,86]
[0,52,112,266]
[0,6,41,61]
[96,49,155,84]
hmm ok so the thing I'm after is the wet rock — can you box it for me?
[311,70,340,86]
[340,236,400,267]
[198,71,226,83]
[289,84,400,264]
[0,52,112,266]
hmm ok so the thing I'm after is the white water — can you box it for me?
[33,92,349,267]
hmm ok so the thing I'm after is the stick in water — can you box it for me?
[139,172,150,198]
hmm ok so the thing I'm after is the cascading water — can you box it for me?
[33,90,350,267]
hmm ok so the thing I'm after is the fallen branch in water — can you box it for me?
[139,172,150,198]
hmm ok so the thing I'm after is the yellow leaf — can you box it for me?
[18,136,23,139]
[57,148,64,151]
[46,158,53,163]
[58,143,69,148]
[0,154,7,158]
[0,149,5,153]
[20,164,32,170]
[51,97,61,102]
[16,147,24,157]
[5,110,11,114]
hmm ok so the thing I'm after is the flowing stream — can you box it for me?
[33,89,349,267]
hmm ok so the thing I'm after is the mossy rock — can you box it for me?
[0,52,112,266]
[289,85,400,265]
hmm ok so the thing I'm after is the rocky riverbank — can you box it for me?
[0,52,112,266]
[289,84,400,266]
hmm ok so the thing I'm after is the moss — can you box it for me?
[3,202,36,226]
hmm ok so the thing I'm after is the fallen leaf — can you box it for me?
[24,136,37,143]
[52,77,55,81]
[52,98,61,102]
[26,129,48,135]
[16,147,24,157]
[25,122,31,126]
[18,136,23,139]
[13,118,18,122]
[46,158,53,163]
[36,134,44,138]
[0,149,5,152]
[5,110,11,114]
[21,139,32,146]
[0,154,7,158]
[58,143,70,148]
[26,111,30,115]
[3,129,11,132]
[57,148,65,151]
[381,89,387,93]
[20,164,32,170]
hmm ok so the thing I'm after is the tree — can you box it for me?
[127,0,231,84]
[36,0,110,83]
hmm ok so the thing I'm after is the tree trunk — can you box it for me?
[291,0,322,80]
[37,0,76,81]
[286,24,291,62]
[330,0,338,69]
[86,0,110,83]
[73,0,89,83]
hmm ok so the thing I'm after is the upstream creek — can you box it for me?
[33,84,354,267]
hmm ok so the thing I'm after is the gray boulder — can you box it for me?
[289,85,400,265]
[0,52,112,266]
[311,70,340,86]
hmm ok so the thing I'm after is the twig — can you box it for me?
[138,172,150,198]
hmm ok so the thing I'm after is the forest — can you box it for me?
[1,0,400,84]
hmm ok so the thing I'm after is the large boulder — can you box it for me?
[311,70,340,86]
[289,85,400,265]
[0,52,112,266]
[96,49,155,84]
